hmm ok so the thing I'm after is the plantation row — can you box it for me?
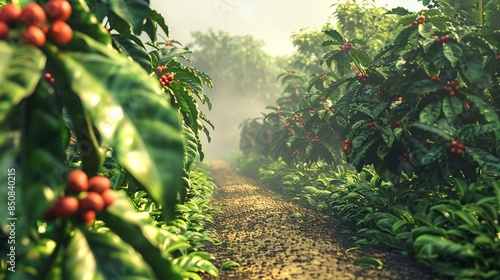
[0,0,220,279]
[238,1,500,279]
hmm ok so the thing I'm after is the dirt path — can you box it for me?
[203,161,442,280]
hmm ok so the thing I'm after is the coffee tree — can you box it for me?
[0,0,217,279]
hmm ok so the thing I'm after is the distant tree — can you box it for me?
[188,29,282,98]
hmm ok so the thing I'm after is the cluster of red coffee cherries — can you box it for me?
[449,140,465,155]
[357,72,369,84]
[44,170,115,224]
[388,120,403,129]
[435,34,456,44]
[340,42,353,52]
[44,72,55,83]
[429,75,440,82]
[368,120,380,130]
[158,72,174,87]
[343,139,351,154]
[311,135,320,143]
[445,80,460,96]
[409,15,426,27]
[0,1,73,47]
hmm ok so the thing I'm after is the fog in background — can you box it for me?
[150,0,423,161]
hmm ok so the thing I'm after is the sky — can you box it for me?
[151,0,424,56]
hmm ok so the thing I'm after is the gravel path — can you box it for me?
[202,161,442,280]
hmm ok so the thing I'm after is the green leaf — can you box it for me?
[420,147,446,165]
[353,257,383,269]
[379,125,394,147]
[442,96,462,121]
[0,43,45,121]
[173,252,219,277]
[393,27,413,50]
[349,49,371,69]
[59,34,184,221]
[106,0,150,34]
[459,49,485,89]
[66,0,111,46]
[100,191,185,280]
[443,43,462,67]
[468,95,500,126]
[220,261,241,271]
[408,79,444,94]
[148,9,170,37]
[418,22,434,38]
[454,211,480,227]
[63,228,155,279]
[386,7,410,16]
[419,101,442,124]
[182,123,200,169]
[112,34,152,72]
[465,147,500,175]
[459,124,495,141]
[411,122,451,140]
[323,29,344,44]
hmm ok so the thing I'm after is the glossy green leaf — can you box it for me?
[468,95,500,126]
[453,211,480,227]
[67,0,111,46]
[112,34,152,72]
[379,125,394,147]
[173,252,218,277]
[420,147,446,165]
[148,9,169,37]
[459,124,495,141]
[411,122,451,140]
[353,257,383,268]
[100,191,184,280]
[74,229,154,279]
[442,96,462,121]
[419,101,442,124]
[323,29,344,44]
[106,0,149,34]
[418,22,434,38]
[349,49,371,69]
[63,229,97,280]
[220,261,241,271]
[465,147,500,175]
[443,43,462,67]
[408,79,444,94]
[459,49,485,89]
[182,123,200,169]
[0,43,45,121]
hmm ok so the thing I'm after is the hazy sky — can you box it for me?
[151,0,424,56]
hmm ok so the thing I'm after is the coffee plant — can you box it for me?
[239,0,500,278]
[0,0,218,279]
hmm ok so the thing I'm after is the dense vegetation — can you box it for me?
[1,0,499,279]
[239,0,500,278]
[0,0,219,279]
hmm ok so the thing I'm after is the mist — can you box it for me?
[199,93,275,162]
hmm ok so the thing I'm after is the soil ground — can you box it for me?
[202,161,444,280]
